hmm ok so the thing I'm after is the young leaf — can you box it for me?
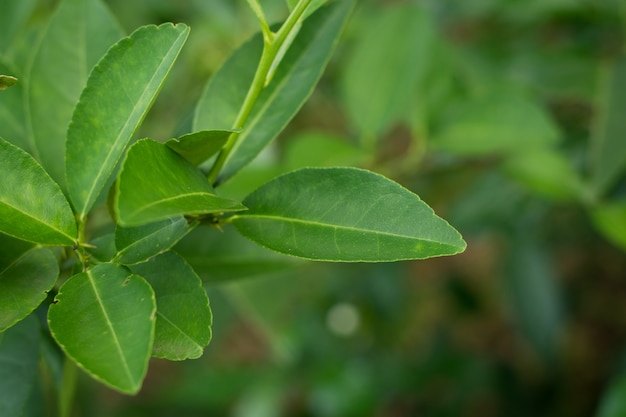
[175,226,304,284]
[0,315,40,417]
[66,23,190,219]
[0,137,77,245]
[48,263,156,394]
[194,0,353,184]
[131,251,212,360]
[28,0,124,188]
[113,217,192,265]
[115,139,246,226]
[0,234,59,332]
[165,130,234,166]
[591,55,626,196]
[0,75,17,90]
[341,3,436,140]
[231,167,466,262]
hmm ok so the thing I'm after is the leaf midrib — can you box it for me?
[124,191,216,220]
[0,200,74,244]
[156,311,203,354]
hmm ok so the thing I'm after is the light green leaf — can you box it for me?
[0,62,29,152]
[0,0,36,63]
[503,149,583,201]
[66,23,190,219]
[194,0,353,184]
[231,167,466,262]
[341,4,436,140]
[28,0,124,188]
[591,55,626,196]
[0,315,40,417]
[591,201,626,252]
[175,226,304,284]
[433,91,561,155]
[115,139,246,226]
[283,131,368,171]
[0,137,77,245]
[113,217,192,265]
[48,263,156,394]
[131,251,212,360]
[165,130,234,165]
[0,234,59,332]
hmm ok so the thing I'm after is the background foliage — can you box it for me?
[2,0,626,416]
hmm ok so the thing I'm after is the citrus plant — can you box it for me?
[0,0,465,412]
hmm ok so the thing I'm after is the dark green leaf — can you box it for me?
[175,226,304,284]
[232,167,466,262]
[87,233,116,262]
[28,0,124,188]
[66,23,190,219]
[0,234,59,332]
[165,130,234,165]
[194,0,353,183]
[0,315,40,417]
[341,4,435,139]
[131,251,212,360]
[591,55,626,196]
[0,137,77,245]
[115,139,246,226]
[114,217,192,265]
[48,263,156,394]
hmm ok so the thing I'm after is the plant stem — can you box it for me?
[207,0,312,185]
[59,358,77,417]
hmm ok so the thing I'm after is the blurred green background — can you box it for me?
[13,0,626,415]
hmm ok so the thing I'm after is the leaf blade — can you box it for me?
[0,137,77,245]
[66,23,190,219]
[232,167,466,262]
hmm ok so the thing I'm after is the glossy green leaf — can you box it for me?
[0,234,59,332]
[591,55,626,195]
[231,167,466,262]
[131,251,212,360]
[0,137,77,245]
[194,0,353,183]
[66,23,190,219]
[591,201,626,252]
[0,315,40,417]
[113,217,192,265]
[165,130,234,165]
[433,91,561,155]
[28,0,124,188]
[48,263,156,394]
[115,139,246,226]
[175,226,304,284]
[341,4,435,140]
[0,62,29,152]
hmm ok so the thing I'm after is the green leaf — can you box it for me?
[66,23,190,219]
[28,0,124,188]
[432,91,561,155]
[286,0,328,18]
[115,139,246,226]
[87,233,116,262]
[0,62,29,152]
[0,315,40,417]
[165,130,234,165]
[591,201,626,252]
[341,4,436,140]
[0,234,59,332]
[175,226,304,284]
[0,0,36,63]
[194,0,353,183]
[591,55,626,196]
[231,167,466,262]
[48,263,156,394]
[0,137,77,245]
[113,217,192,265]
[0,75,17,90]
[131,251,212,360]
[283,131,368,171]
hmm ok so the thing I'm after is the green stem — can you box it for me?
[207,0,312,185]
[59,358,77,417]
